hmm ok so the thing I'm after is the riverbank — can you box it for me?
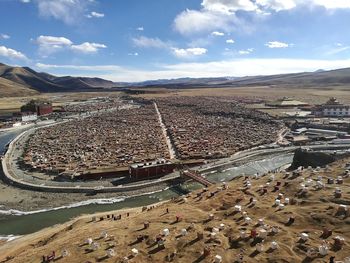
[0,153,293,238]
[1,156,349,263]
[0,199,167,253]
[0,179,172,212]
[0,151,294,213]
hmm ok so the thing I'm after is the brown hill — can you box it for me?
[0,77,38,97]
[0,63,116,96]
[0,157,349,263]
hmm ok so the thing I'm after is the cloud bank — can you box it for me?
[36,58,350,82]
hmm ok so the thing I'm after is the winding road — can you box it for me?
[1,110,349,193]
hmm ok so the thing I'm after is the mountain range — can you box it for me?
[1,62,350,97]
[0,63,115,97]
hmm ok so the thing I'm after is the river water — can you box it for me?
[0,128,293,236]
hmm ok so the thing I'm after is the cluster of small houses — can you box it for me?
[23,104,170,179]
[157,97,283,160]
[21,96,284,180]
[11,96,350,182]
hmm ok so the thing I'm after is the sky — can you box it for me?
[1,0,350,82]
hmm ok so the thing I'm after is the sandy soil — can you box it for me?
[1,157,349,263]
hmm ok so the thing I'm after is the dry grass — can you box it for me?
[1,157,349,263]
[2,86,350,117]
[0,92,121,116]
[0,78,39,98]
[135,86,350,105]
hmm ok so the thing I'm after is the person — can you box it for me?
[330,256,335,263]
[166,208,169,213]
[250,229,257,238]
[287,216,295,225]
[237,253,244,263]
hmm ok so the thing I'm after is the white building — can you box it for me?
[312,98,350,117]
[21,112,37,122]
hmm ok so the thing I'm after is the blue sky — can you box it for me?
[1,0,350,82]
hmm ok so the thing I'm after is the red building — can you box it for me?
[21,100,53,116]
[129,159,175,180]
[37,103,53,116]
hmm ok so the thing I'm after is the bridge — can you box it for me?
[180,170,213,187]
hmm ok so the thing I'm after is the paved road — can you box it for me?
[154,102,176,159]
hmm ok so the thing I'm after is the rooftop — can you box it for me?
[130,158,172,169]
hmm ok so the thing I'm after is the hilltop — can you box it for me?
[0,63,116,97]
[0,157,349,263]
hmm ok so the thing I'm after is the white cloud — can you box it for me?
[128,52,139,56]
[226,39,235,44]
[35,63,122,71]
[132,36,207,60]
[36,35,73,55]
[136,27,144,31]
[239,48,254,55]
[0,34,10,40]
[36,0,93,25]
[211,31,225,36]
[35,58,350,82]
[256,0,296,11]
[172,47,207,58]
[70,42,107,53]
[202,0,257,14]
[174,0,350,36]
[133,35,210,60]
[188,37,213,48]
[86,11,105,18]
[132,36,169,49]
[174,9,236,35]
[35,35,106,55]
[311,0,350,9]
[37,35,73,46]
[20,0,31,3]
[256,0,350,11]
[326,46,350,56]
[0,46,28,60]
[265,41,290,48]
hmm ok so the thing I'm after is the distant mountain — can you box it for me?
[122,68,350,88]
[0,62,116,96]
[315,69,325,73]
[130,77,234,87]
[218,68,350,88]
[2,61,350,97]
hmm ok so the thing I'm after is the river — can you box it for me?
[0,128,293,236]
